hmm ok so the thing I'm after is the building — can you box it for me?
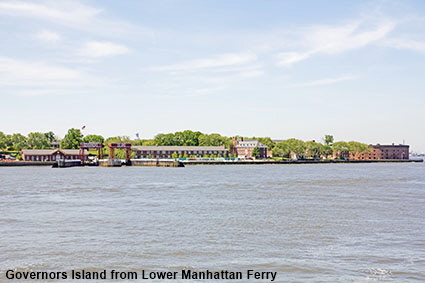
[232,138,267,159]
[132,146,229,159]
[353,144,409,160]
[21,149,89,161]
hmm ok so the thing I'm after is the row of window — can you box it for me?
[26,155,85,161]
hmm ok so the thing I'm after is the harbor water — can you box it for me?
[1,163,424,282]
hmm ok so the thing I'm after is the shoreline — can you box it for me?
[0,159,422,167]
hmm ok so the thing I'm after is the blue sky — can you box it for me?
[1,0,425,152]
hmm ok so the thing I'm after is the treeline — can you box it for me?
[269,138,370,159]
[0,131,57,151]
[1,129,370,159]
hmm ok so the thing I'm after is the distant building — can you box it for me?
[21,149,89,161]
[232,138,267,159]
[51,141,60,148]
[353,144,409,160]
[132,146,229,159]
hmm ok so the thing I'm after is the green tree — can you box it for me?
[0,131,7,150]
[347,141,370,156]
[142,139,156,146]
[60,128,83,149]
[305,141,324,159]
[199,133,232,148]
[27,132,51,149]
[254,137,276,151]
[83,134,104,143]
[273,141,291,157]
[252,146,260,158]
[154,133,176,146]
[324,135,334,146]
[44,131,57,143]
[104,136,133,159]
[283,138,306,158]
[332,141,349,159]
[10,133,28,151]
[322,145,333,159]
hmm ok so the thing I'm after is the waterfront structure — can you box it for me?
[21,149,89,161]
[352,144,409,160]
[132,146,229,159]
[232,138,267,159]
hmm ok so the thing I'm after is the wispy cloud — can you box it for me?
[35,30,61,42]
[383,38,425,53]
[0,0,147,37]
[149,52,257,72]
[0,1,101,28]
[78,41,130,57]
[0,56,80,85]
[276,19,396,66]
[0,56,101,96]
[293,75,357,87]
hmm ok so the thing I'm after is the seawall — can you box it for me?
[181,159,424,165]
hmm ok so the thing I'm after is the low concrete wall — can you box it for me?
[99,159,122,167]
[181,159,423,165]
[131,159,183,167]
[0,161,55,166]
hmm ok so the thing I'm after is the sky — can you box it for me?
[1,0,425,152]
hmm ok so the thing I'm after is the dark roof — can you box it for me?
[21,149,89,155]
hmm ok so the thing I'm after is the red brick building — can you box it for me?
[21,149,89,161]
[353,144,409,160]
[132,146,228,158]
[231,138,267,159]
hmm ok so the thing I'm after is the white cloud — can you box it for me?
[293,75,356,87]
[0,0,146,37]
[276,19,396,67]
[383,38,425,53]
[78,41,129,57]
[35,30,61,42]
[0,56,80,85]
[150,52,257,72]
[276,51,314,67]
[0,1,101,28]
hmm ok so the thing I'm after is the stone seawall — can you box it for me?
[181,159,423,165]
[131,159,184,167]
[0,161,55,166]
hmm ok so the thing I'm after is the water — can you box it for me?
[1,163,424,282]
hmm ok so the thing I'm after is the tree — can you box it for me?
[10,133,28,151]
[254,137,276,151]
[0,131,7,150]
[305,141,324,159]
[27,132,51,149]
[83,134,104,143]
[104,136,133,159]
[324,135,334,146]
[44,131,57,142]
[347,141,370,157]
[60,128,83,149]
[332,141,349,159]
[154,133,176,146]
[322,145,333,159]
[252,147,260,158]
[273,141,291,157]
[199,133,232,148]
[285,138,306,158]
